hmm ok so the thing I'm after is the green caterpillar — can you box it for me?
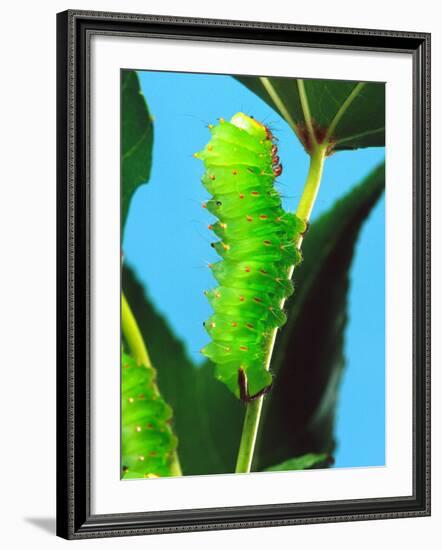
[195,113,306,401]
[121,352,178,478]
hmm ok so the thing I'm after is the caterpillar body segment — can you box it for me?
[195,112,306,400]
[121,352,178,479]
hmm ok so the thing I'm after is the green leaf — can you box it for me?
[122,264,244,475]
[253,162,385,470]
[265,453,331,472]
[236,76,385,153]
[121,352,178,479]
[121,70,154,230]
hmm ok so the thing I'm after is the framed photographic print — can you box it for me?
[56,10,431,539]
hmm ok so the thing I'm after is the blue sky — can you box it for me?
[123,70,385,468]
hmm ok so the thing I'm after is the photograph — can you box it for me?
[120,69,386,479]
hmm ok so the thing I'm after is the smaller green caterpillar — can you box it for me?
[195,113,306,401]
[121,352,178,478]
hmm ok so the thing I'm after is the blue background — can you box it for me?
[123,71,386,468]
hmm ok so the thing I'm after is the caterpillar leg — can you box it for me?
[238,367,273,403]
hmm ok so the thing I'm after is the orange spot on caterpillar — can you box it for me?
[239,345,248,352]
[239,194,245,199]
[239,296,245,302]
[245,266,251,272]
[259,214,268,220]
[251,191,260,196]
[208,224,213,230]
[246,216,253,222]
[138,394,145,400]
[149,451,158,457]
[209,174,216,180]
[231,322,238,327]
[207,145,213,151]
[222,242,230,250]
[232,170,238,175]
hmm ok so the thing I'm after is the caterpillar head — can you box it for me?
[230,112,268,140]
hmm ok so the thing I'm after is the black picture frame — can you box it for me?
[56,9,431,540]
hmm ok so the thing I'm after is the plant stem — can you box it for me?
[234,144,327,474]
[122,292,153,369]
[121,291,183,476]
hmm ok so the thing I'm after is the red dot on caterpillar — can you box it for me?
[245,266,251,272]
[208,224,213,230]
[239,296,245,302]
[239,194,245,199]
[239,345,248,352]
[251,191,260,196]
[259,214,268,220]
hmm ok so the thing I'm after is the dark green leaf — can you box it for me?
[122,265,244,475]
[265,453,331,472]
[253,162,385,470]
[121,70,154,230]
[236,76,385,152]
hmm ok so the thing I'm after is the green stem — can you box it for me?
[121,291,183,476]
[122,292,152,369]
[234,144,327,474]
[295,145,327,226]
